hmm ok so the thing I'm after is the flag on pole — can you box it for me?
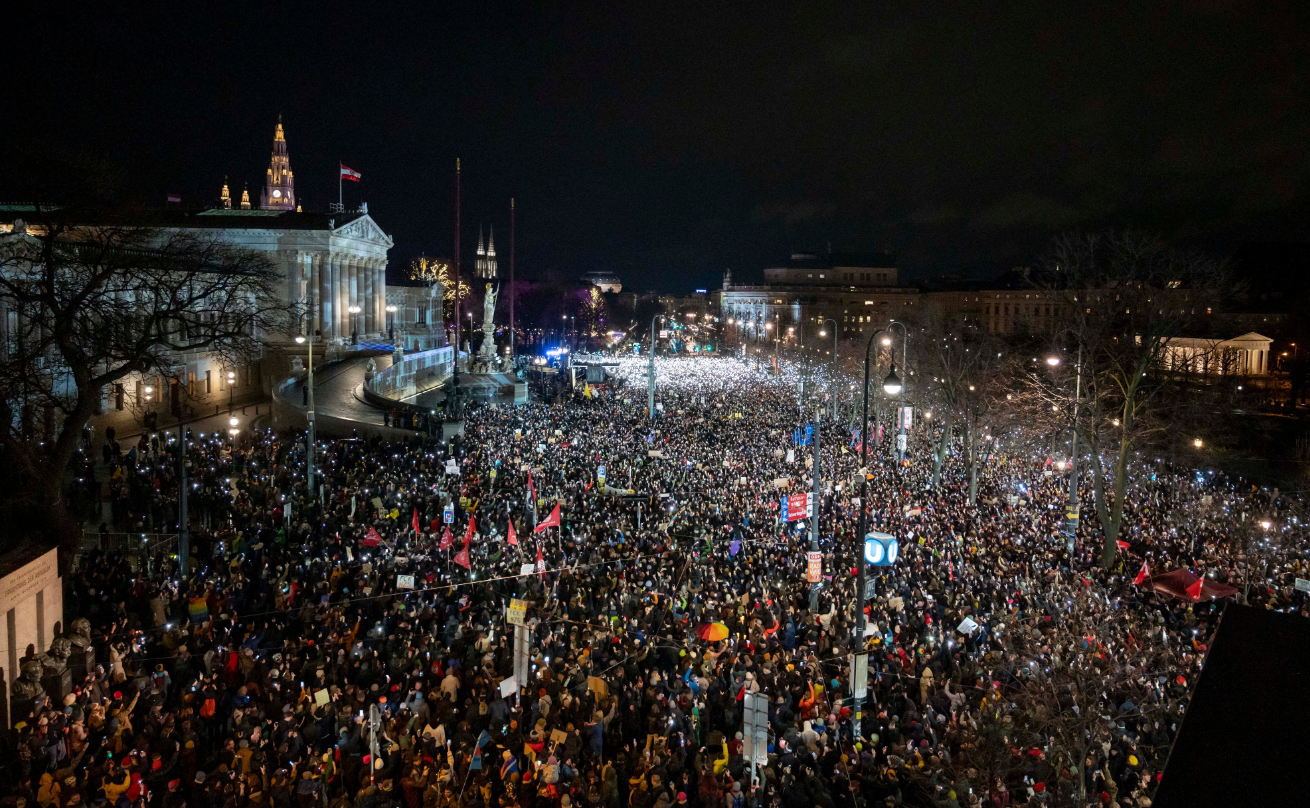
[1116,540,1130,550]
[412,507,421,535]
[527,472,538,523]
[507,519,519,546]
[454,523,473,569]
[439,525,453,551]
[340,164,362,181]
[534,503,561,533]
[1133,561,1150,586]
[166,193,182,204]
[362,527,382,547]
[535,542,546,576]
[1186,574,1204,601]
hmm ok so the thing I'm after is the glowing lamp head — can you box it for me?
[295,336,306,344]
[229,417,239,427]
[882,365,903,397]
[1193,438,1203,448]
[1046,356,1061,366]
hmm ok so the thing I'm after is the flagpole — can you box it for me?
[509,197,515,360]
[339,163,343,208]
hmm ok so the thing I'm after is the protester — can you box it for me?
[6,356,1301,808]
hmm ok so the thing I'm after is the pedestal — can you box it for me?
[9,693,43,727]
[69,647,95,683]
[514,383,528,405]
[42,668,72,702]
[442,420,465,440]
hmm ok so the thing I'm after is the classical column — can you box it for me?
[377,261,387,340]
[329,253,343,339]
[363,258,375,335]
[311,253,323,336]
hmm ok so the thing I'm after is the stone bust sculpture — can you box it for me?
[46,635,73,670]
[67,618,93,651]
[12,658,45,700]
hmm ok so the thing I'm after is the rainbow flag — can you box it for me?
[188,597,209,623]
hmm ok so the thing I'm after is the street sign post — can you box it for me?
[781,492,813,522]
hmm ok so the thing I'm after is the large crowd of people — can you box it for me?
[6,356,1306,808]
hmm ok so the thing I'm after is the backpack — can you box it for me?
[731,793,745,808]
[200,698,216,718]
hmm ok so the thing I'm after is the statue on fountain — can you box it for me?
[477,283,500,371]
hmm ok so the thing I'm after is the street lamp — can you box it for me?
[882,366,902,396]
[1047,348,1084,552]
[648,314,663,419]
[226,370,236,410]
[348,305,362,345]
[887,320,909,462]
[295,334,315,497]
[386,304,398,345]
[852,327,900,740]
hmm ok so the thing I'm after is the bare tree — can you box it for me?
[0,207,286,546]
[1040,231,1224,568]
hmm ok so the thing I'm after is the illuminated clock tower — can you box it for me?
[260,116,296,211]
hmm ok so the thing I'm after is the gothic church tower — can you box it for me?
[260,117,296,211]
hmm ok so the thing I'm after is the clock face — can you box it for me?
[273,189,282,199]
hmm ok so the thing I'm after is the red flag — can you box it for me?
[454,520,473,569]
[1133,562,1150,586]
[439,526,453,551]
[535,542,545,576]
[507,519,519,546]
[1186,575,1205,601]
[412,508,421,535]
[362,527,382,547]
[340,163,362,181]
[534,503,561,533]
[430,518,442,533]
[1116,540,1130,550]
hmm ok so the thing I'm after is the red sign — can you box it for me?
[807,551,822,583]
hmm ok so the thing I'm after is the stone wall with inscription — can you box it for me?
[0,548,62,703]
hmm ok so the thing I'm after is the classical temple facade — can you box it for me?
[0,119,397,422]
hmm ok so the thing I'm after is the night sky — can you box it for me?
[5,2,1308,291]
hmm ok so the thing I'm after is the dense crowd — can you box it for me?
[7,357,1307,808]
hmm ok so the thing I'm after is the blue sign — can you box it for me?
[443,502,454,524]
[863,532,899,566]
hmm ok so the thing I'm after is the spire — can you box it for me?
[240,186,251,210]
[477,226,486,256]
[487,224,496,257]
[261,117,295,210]
[220,180,231,210]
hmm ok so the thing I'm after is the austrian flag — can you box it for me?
[340,164,362,182]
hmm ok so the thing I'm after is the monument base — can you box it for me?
[442,420,465,440]
[69,648,94,684]
[42,668,72,702]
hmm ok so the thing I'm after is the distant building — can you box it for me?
[925,268,1062,335]
[717,252,918,341]
[386,278,448,352]
[581,271,622,294]
[0,118,394,419]
[475,226,498,279]
[1161,332,1273,375]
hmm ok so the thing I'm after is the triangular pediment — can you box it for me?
[333,214,393,247]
